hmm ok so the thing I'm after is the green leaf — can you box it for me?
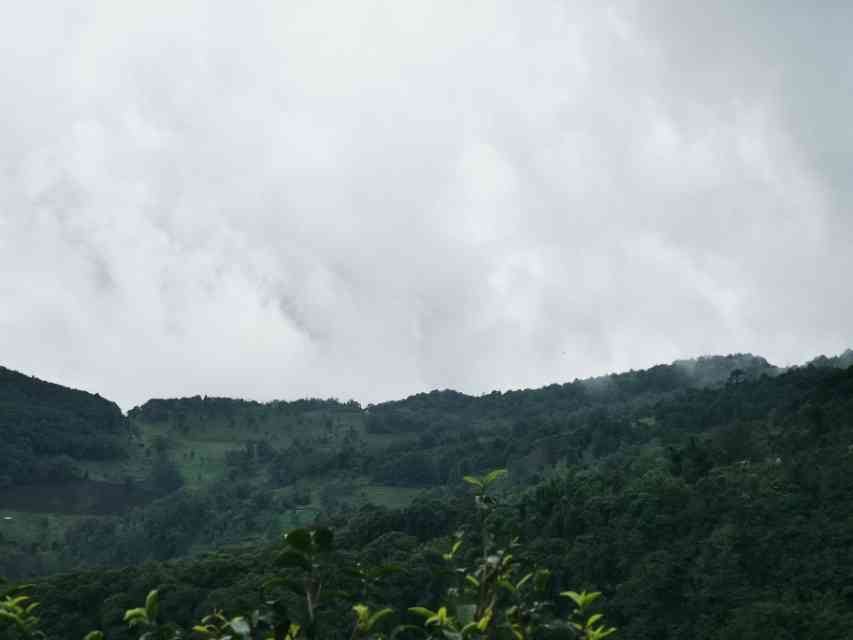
[191,625,213,635]
[408,607,436,619]
[353,604,370,625]
[462,476,483,488]
[123,607,148,629]
[83,632,105,640]
[465,575,480,588]
[144,590,159,623]
[123,607,147,622]
[0,611,19,625]
[460,621,479,636]
[534,569,551,592]
[561,590,601,611]
[285,528,313,553]
[2,583,33,599]
[483,469,507,485]
[229,616,251,636]
[201,612,227,625]
[515,572,533,590]
[476,608,492,631]
[312,527,334,552]
[367,607,394,631]
[586,613,603,627]
[427,606,449,626]
[588,625,617,640]
[497,578,516,592]
[443,541,461,561]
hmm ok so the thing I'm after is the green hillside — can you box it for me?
[0,366,127,488]
[0,352,799,579]
[3,353,853,639]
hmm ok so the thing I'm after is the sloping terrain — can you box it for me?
[0,352,847,584]
[14,361,853,640]
[0,366,128,489]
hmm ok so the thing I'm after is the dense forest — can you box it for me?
[0,367,127,489]
[2,351,853,638]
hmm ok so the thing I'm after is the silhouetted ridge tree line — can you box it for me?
[364,354,776,435]
[129,396,361,425]
[0,367,127,488]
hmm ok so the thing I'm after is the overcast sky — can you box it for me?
[1,2,851,410]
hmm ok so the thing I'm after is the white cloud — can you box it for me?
[0,1,850,409]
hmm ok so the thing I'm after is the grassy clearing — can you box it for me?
[0,510,108,553]
[361,484,424,509]
[8,407,427,568]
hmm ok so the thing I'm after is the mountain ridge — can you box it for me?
[4,349,849,422]
[13,360,853,640]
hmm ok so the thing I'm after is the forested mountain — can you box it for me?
[808,347,853,370]
[0,351,824,578]
[2,352,853,639]
[0,367,127,489]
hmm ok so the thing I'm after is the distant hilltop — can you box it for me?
[2,348,851,421]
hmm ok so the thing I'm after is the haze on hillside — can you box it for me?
[1,3,851,410]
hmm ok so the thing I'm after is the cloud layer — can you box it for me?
[1,1,851,409]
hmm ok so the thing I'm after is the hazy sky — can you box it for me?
[1,2,851,410]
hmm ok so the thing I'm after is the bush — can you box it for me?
[1,471,616,640]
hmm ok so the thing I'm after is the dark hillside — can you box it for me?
[128,395,358,425]
[0,367,127,488]
[366,353,776,435]
[25,367,853,640]
[0,367,124,425]
[0,352,801,579]
[808,348,853,370]
[20,361,853,640]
